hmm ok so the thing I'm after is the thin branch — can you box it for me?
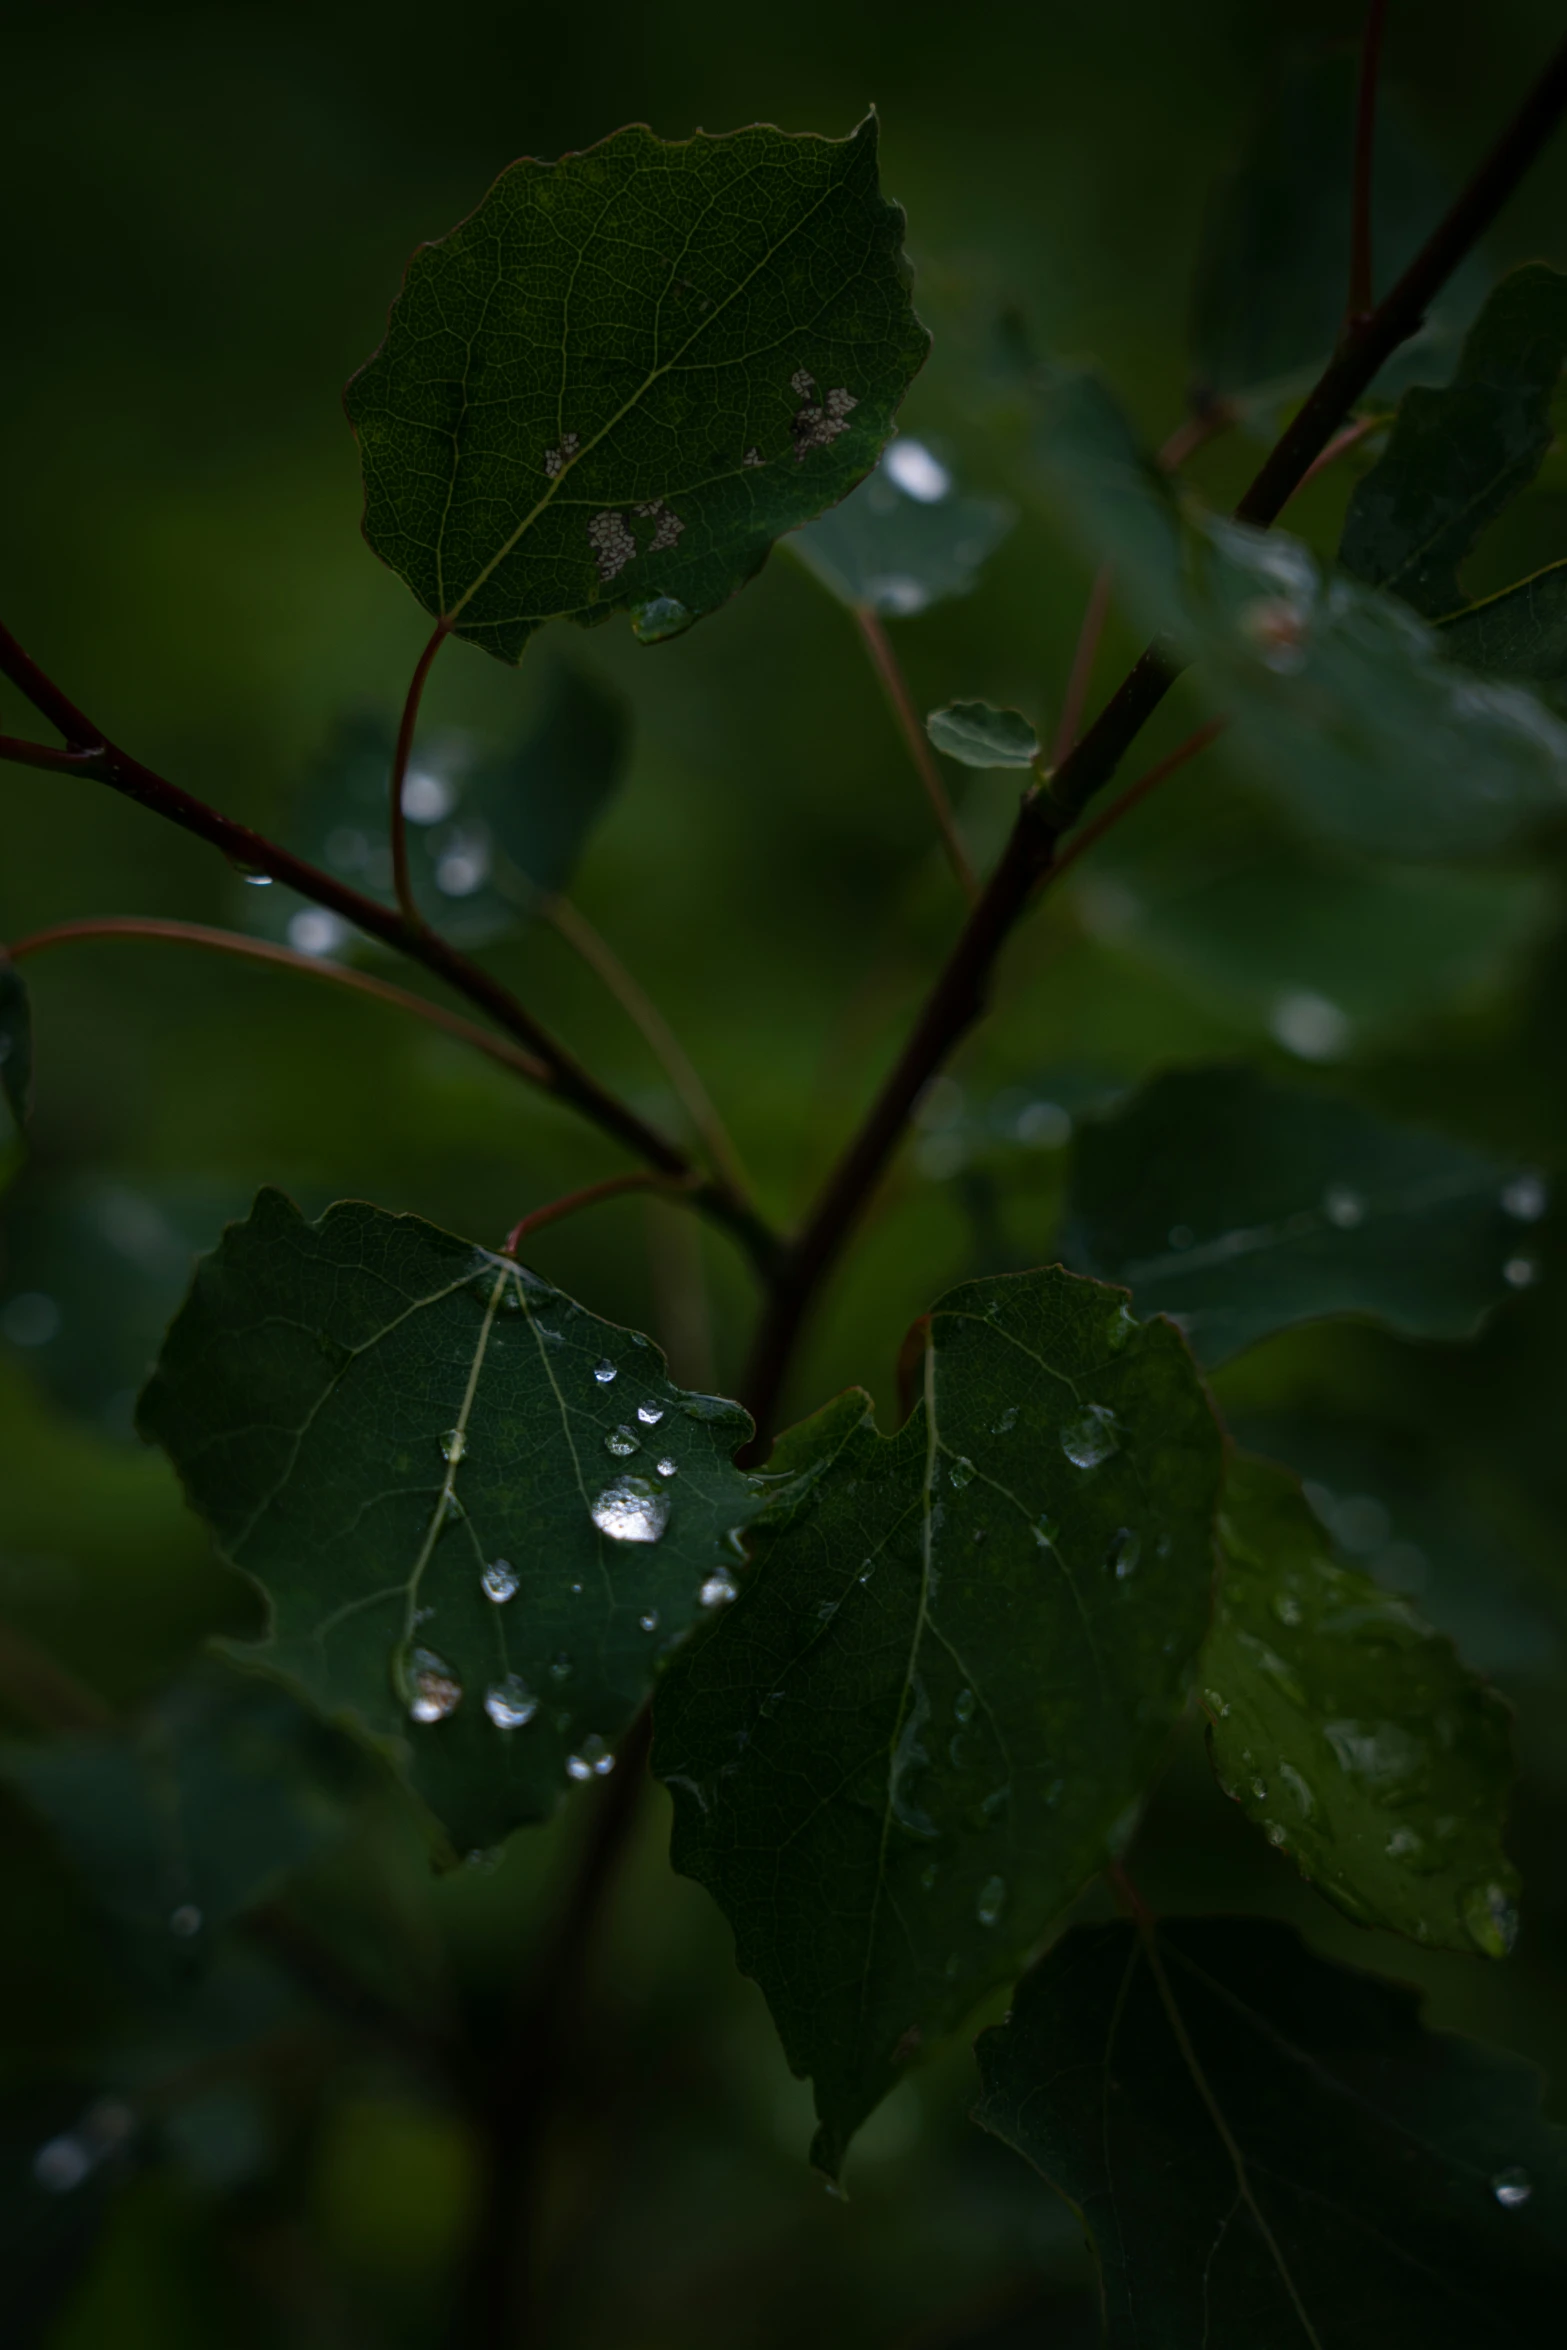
[1049,564,1114,766]
[389,622,449,928]
[4,917,554,1089]
[737,27,1567,1447]
[1349,0,1392,324]
[854,605,979,902]
[1280,411,1388,509]
[1047,721,1225,885]
[1154,399,1236,477]
[545,894,755,1197]
[0,735,99,777]
[0,620,778,1274]
[501,1170,690,1256]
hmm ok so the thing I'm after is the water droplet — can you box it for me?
[1323,1184,1365,1229]
[570,1580,583,1596]
[442,1492,464,1523]
[1271,989,1350,1062]
[656,1456,678,1478]
[1106,1527,1141,1579]
[635,1402,665,1427]
[948,1454,976,1491]
[440,1426,467,1464]
[919,1861,939,1891]
[1385,1825,1423,1861]
[1061,1405,1119,1470]
[590,1477,669,1543]
[593,1359,618,1385]
[406,1647,462,1723]
[1204,1686,1231,1718]
[605,1425,639,1458]
[954,1687,976,1725]
[1249,1775,1268,1800]
[235,864,274,886]
[566,1733,615,1780]
[485,1674,537,1729]
[631,595,695,643]
[1265,1821,1289,1847]
[1033,1514,1059,1549]
[699,1568,738,1609]
[991,1406,1019,1436]
[1504,1255,1538,1289]
[287,907,351,958]
[1461,1879,1519,1957]
[1493,2166,1533,2208]
[638,1609,659,1633]
[1277,1762,1315,1816]
[169,1903,202,1938]
[883,436,951,502]
[1502,1174,1547,1223]
[549,1653,572,1682]
[482,1560,518,1604]
[1105,1302,1137,1351]
[976,1875,1007,1928]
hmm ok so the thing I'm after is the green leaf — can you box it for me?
[1205,1453,1519,1953]
[1198,519,1567,859]
[653,1265,1222,2176]
[247,665,629,957]
[1341,265,1567,618]
[345,117,930,660]
[137,1190,761,1850]
[1440,561,1567,693]
[788,434,1015,616]
[0,1660,368,1967]
[1030,366,1187,636]
[1191,51,1489,410]
[925,701,1039,769]
[1067,1065,1534,1366]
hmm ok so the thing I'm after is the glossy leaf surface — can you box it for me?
[1205,1454,1520,1954]
[789,434,1015,616]
[925,701,1039,768]
[1341,265,1567,617]
[654,1266,1222,2176]
[1441,561,1567,692]
[1067,1065,1533,1365]
[975,1917,1567,2347]
[138,1191,762,1849]
[346,118,930,659]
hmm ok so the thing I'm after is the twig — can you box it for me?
[501,1170,691,1256]
[1349,0,1392,326]
[854,605,979,902]
[737,27,1567,1447]
[388,621,450,928]
[1280,412,1388,508]
[545,893,754,1197]
[1047,721,1225,885]
[4,917,553,1089]
[0,626,777,1274]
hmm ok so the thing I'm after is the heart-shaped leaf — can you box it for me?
[1205,1453,1520,1953]
[975,1917,1567,2348]
[1341,265,1567,618]
[1067,1065,1538,1365]
[925,701,1039,768]
[789,435,1015,617]
[653,1265,1222,2176]
[346,117,930,660]
[138,1191,763,1850]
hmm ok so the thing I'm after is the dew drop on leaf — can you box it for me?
[636,1401,665,1425]
[407,1647,463,1723]
[590,1477,669,1543]
[605,1426,639,1458]
[1493,2166,1533,2207]
[440,1426,467,1463]
[549,1654,572,1682]
[1461,1879,1520,1957]
[566,1733,615,1780]
[948,1454,976,1491]
[639,1609,659,1633]
[699,1567,739,1609]
[1061,1405,1120,1469]
[954,1688,976,1724]
[482,1560,518,1604]
[976,1874,1007,1927]
[484,1674,538,1729]
[1106,1527,1141,1579]
[593,1359,618,1385]
[656,1456,678,1478]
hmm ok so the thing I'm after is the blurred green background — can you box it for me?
[6,1,1567,2342]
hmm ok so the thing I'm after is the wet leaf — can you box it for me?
[926,701,1039,769]
[137,1190,762,1849]
[1204,1454,1519,1953]
[653,1265,1222,2176]
[1341,265,1567,617]
[0,1660,369,1971]
[1191,50,1488,410]
[1440,561,1567,694]
[789,434,1015,617]
[1067,1065,1534,1366]
[1199,519,1567,859]
[346,117,930,660]
[975,1915,1567,2347]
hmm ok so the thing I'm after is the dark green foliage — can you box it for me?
[346,118,930,659]
[654,1266,1222,2175]
[790,437,1016,616]
[1067,1065,1537,1364]
[138,1191,763,1848]
[1204,1454,1519,1951]
[1440,560,1567,690]
[975,1917,1567,2347]
[1341,265,1567,616]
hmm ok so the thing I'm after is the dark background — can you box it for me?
[5,3,1567,2342]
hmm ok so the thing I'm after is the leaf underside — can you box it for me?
[925,700,1039,768]
[653,1264,1222,2176]
[346,116,931,660]
[975,1917,1567,2348]
[1205,1454,1520,1953]
[138,1191,762,1850]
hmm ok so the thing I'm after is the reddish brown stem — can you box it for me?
[5,916,552,1088]
[1048,721,1225,885]
[1349,0,1391,324]
[389,621,450,928]
[501,1170,689,1256]
[854,605,978,902]
[1280,412,1387,508]
[1050,565,1114,766]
